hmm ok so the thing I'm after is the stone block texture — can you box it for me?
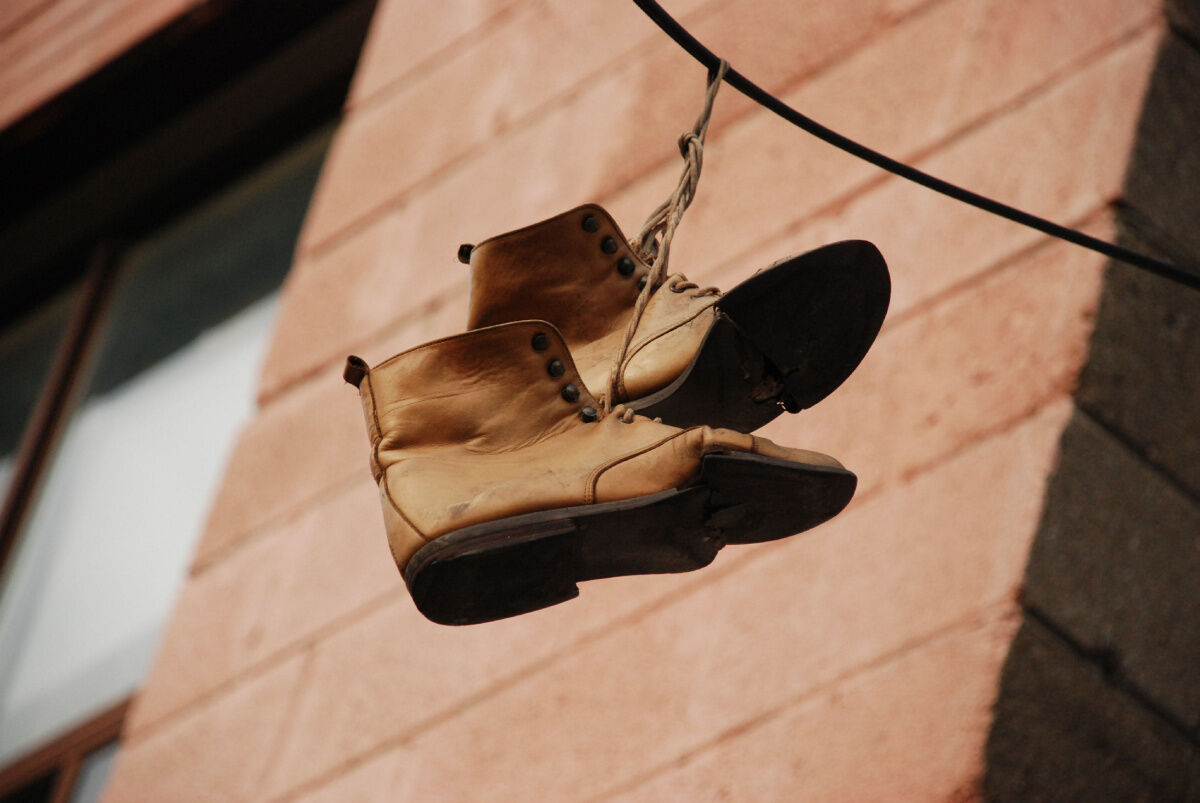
[1024,411,1200,731]
[13,0,1178,799]
[985,618,1200,801]
[984,12,1200,801]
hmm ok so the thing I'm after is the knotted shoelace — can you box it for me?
[604,60,729,412]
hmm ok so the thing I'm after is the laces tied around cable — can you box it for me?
[603,60,729,413]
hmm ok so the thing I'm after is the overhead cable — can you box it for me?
[632,0,1200,292]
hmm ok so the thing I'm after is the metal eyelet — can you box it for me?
[617,257,635,276]
[582,214,599,232]
[668,282,685,293]
[531,332,550,351]
[547,359,565,378]
[580,406,598,422]
[638,276,648,290]
[561,384,580,402]
[601,236,618,254]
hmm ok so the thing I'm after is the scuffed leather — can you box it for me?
[351,321,841,572]
[466,204,719,403]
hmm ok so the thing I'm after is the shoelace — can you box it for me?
[664,272,720,298]
[610,403,661,424]
[604,61,729,412]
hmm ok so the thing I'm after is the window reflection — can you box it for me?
[0,128,332,768]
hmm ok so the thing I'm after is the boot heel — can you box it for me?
[716,240,890,414]
[405,488,719,625]
[407,519,581,626]
[629,241,889,432]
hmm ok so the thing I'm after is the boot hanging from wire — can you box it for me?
[348,61,893,624]
[605,61,728,413]
[461,59,889,433]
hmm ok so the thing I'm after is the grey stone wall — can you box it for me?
[984,4,1200,799]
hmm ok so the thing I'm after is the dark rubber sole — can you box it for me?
[403,452,856,625]
[629,240,890,432]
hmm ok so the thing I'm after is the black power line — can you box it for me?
[632,0,1200,292]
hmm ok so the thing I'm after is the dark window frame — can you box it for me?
[0,245,121,575]
[0,700,129,803]
[0,1,376,796]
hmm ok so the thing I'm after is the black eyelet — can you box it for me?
[617,256,635,276]
[531,332,550,351]
[601,236,618,254]
[547,359,565,378]
[638,275,648,290]
[561,384,580,402]
[669,282,684,293]
[581,214,599,233]
[580,406,598,423]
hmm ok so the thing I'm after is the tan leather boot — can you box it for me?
[344,320,855,625]
[462,204,890,433]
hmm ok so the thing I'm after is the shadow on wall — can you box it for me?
[983,12,1200,800]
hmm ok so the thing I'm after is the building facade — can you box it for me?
[0,1,1196,800]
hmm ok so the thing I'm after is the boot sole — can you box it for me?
[629,240,890,432]
[403,453,856,625]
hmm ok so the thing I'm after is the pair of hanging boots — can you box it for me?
[345,63,888,624]
[344,205,889,625]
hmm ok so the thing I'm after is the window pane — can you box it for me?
[67,741,120,803]
[0,129,331,765]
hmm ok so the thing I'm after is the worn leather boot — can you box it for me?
[462,204,890,433]
[344,320,856,625]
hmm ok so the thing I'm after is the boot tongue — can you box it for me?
[465,205,648,348]
[366,322,599,458]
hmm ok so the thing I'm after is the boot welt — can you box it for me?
[403,453,856,625]
[628,240,890,431]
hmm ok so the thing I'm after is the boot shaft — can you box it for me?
[465,205,651,345]
[346,322,602,478]
[463,204,725,402]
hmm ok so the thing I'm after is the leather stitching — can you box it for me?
[383,461,432,543]
[585,427,701,504]
[364,374,383,481]
[623,301,716,369]
[363,369,429,543]
[617,302,717,399]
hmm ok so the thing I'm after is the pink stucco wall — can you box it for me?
[80,0,1161,799]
